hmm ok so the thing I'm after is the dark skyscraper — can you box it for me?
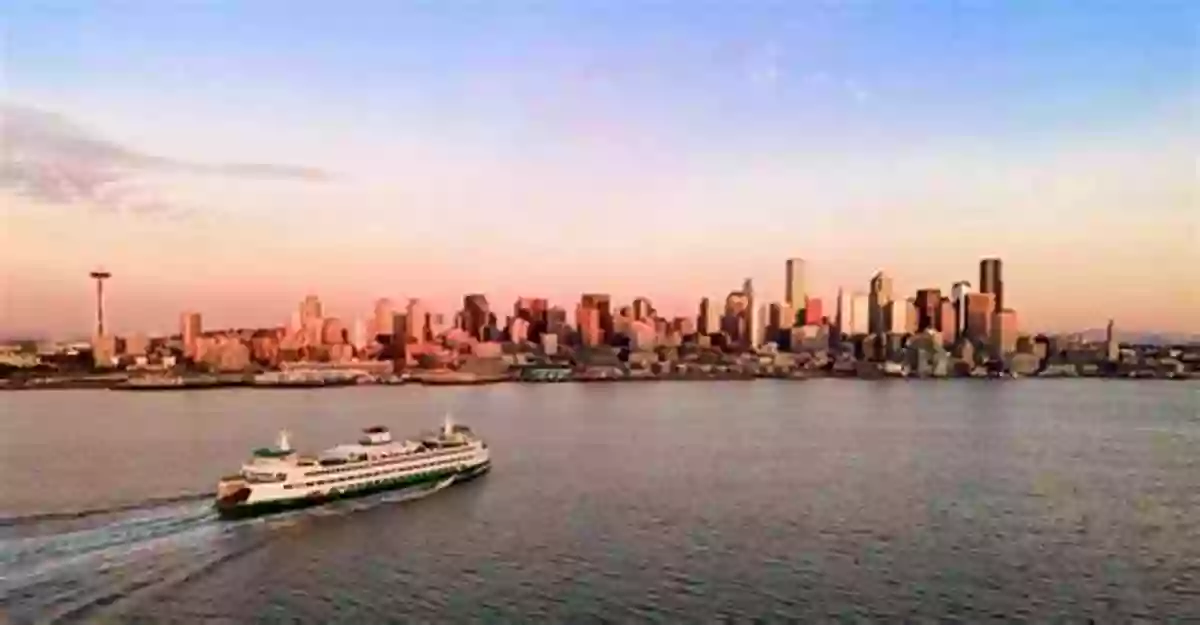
[914,289,942,332]
[980,258,1003,311]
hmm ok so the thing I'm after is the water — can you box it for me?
[1,381,1197,623]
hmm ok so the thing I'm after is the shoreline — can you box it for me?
[0,372,1191,391]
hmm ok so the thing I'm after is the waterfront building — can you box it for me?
[884,300,907,334]
[849,292,870,335]
[373,298,394,340]
[992,308,1019,357]
[868,272,893,335]
[462,294,490,341]
[914,289,942,332]
[835,288,852,335]
[580,294,613,344]
[803,296,823,326]
[939,297,957,344]
[321,318,347,345]
[180,312,202,358]
[405,298,428,343]
[964,292,995,342]
[698,297,719,335]
[785,258,806,310]
[576,302,602,347]
[980,258,1004,311]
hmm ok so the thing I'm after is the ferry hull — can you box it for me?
[214,461,490,521]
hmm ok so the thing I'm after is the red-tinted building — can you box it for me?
[803,296,823,326]
[576,303,602,347]
[462,294,490,341]
[914,289,942,332]
[964,292,995,342]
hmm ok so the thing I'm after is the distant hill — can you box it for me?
[1072,329,1200,346]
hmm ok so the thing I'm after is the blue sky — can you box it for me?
[1,0,1196,335]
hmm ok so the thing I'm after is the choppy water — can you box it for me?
[1,381,1197,623]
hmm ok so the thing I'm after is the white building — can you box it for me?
[849,292,870,335]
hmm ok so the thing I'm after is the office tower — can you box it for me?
[803,296,823,326]
[744,278,758,347]
[576,302,602,347]
[723,290,750,343]
[180,311,202,358]
[373,298,395,339]
[914,289,942,331]
[951,281,973,337]
[406,298,427,343]
[884,300,907,334]
[698,297,719,335]
[89,269,112,337]
[868,271,893,334]
[849,292,870,335]
[300,295,322,321]
[632,297,653,321]
[939,297,957,343]
[964,292,996,342]
[785,258,806,309]
[835,288,851,334]
[462,294,490,340]
[580,293,612,344]
[1106,319,1119,362]
[991,309,1019,356]
[980,258,1003,311]
[905,298,919,334]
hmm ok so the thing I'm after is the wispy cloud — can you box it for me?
[0,104,331,216]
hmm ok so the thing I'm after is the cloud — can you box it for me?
[0,104,331,216]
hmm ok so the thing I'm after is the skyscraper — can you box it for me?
[868,271,893,334]
[462,294,490,340]
[980,258,1003,311]
[180,311,202,358]
[914,289,942,332]
[784,258,806,309]
[743,278,758,348]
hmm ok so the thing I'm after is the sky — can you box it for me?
[1,0,1196,338]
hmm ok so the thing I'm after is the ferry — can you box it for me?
[214,416,490,519]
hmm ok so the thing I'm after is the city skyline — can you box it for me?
[2,2,1196,336]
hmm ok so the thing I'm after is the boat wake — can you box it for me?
[0,481,454,625]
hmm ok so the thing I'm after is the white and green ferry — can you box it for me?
[214,416,490,519]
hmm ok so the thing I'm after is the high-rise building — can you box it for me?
[964,292,995,342]
[180,311,202,357]
[632,297,653,321]
[980,258,1003,311]
[914,289,942,332]
[300,295,322,322]
[462,294,490,340]
[576,303,602,347]
[406,298,427,343]
[580,294,612,344]
[939,297,957,343]
[723,290,750,343]
[849,292,870,335]
[372,298,394,339]
[951,281,973,337]
[744,278,759,348]
[1106,319,1119,362]
[884,300,907,334]
[868,272,893,334]
[835,288,851,335]
[785,258,806,309]
[991,309,1018,356]
[905,298,919,334]
[803,296,823,326]
[697,297,719,335]
[767,302,793,339]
